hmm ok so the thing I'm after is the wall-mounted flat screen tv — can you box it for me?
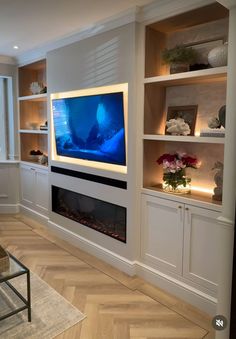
[51,84,127,166]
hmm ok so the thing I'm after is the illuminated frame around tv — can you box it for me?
[50,83,128,174]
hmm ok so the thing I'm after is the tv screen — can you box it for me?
[52,91,126,166]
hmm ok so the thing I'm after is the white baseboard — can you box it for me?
[0,204,19,214]
[47,220,216,315]
[135,261,217,316]
[19,205,49,227]
[47,220,136,276]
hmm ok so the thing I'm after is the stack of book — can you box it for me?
[200,128,225,137]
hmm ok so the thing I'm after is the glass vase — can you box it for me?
[162,171,191,194]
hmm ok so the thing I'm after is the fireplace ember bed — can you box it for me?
[52,186,126,243]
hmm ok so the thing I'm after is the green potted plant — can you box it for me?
[162,45,198,74]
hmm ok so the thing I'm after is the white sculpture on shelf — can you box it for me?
[212,161,223,201]
[166,118,191,136]
[29,82,42,95]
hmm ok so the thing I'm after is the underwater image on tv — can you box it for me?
[52,92,126,165]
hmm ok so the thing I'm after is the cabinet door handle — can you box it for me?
[185,207,189,211]
[30,168,35,171]
[178,205,183,221]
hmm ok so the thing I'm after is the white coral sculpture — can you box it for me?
[166,118,191,136]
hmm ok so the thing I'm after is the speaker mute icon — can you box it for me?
[212,315,227,331]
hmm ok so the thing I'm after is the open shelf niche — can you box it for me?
[18,59,48,166]
[142,2,229,205]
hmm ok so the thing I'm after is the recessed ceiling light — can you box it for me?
[13,45,19,49]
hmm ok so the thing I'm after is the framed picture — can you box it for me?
[165,105,198,136]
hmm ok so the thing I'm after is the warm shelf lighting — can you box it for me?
[195,131,200,137]
[13,45,19,49]
[191,186,214,194]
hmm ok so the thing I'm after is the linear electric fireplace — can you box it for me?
[52,186,126,242]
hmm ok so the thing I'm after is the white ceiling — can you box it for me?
[0,0,154,59]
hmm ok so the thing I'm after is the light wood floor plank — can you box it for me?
[0,214,213,339]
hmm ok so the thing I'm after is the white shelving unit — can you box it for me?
[18,59,49,218]
[18,59,48,165]
[140,2,229,314]
[144,66,227,85]
[142,5,228,204]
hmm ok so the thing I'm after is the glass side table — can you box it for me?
[0,252,31,322]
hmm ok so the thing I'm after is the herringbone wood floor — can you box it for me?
[0,214,215,339]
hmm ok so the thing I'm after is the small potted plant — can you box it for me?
[162,45,198,74]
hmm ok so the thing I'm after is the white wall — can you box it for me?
[0,63,19,213]
[0,163,19,213]
[47,22,139,261]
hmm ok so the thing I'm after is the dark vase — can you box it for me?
[170,63,189,74]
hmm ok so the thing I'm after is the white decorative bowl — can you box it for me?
[208,43,228,67]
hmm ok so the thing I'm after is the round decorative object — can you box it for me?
[208,43,228,67]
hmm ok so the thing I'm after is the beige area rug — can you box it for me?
[0,272,85,338]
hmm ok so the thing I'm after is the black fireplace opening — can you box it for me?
[52,186,126,243]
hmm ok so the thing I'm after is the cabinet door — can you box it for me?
[35,168,49,215]
[20,165,35,208]
[141,194,184,275]
[183,205,220,294]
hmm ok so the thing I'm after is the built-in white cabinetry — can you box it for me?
[139,3,229,313]
[20,163,49,217]
[18,59,49,221]
[141,194,183,275]
[141,194,219,296]
[183,205,219,294]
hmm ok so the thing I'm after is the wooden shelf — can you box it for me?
[18,93,47,101]
[19,129,48,135]
[143,134,225,144]
[20,160,48,170]
[142,186,222,212]
[144,67,227,86]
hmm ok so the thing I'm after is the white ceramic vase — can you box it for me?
[208,43,228,68]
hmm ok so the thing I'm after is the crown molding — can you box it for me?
[0,55,16,65]
[16,6,140,66]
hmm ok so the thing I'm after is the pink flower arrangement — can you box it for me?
[157,152,200,173]
[157,152,200,192]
